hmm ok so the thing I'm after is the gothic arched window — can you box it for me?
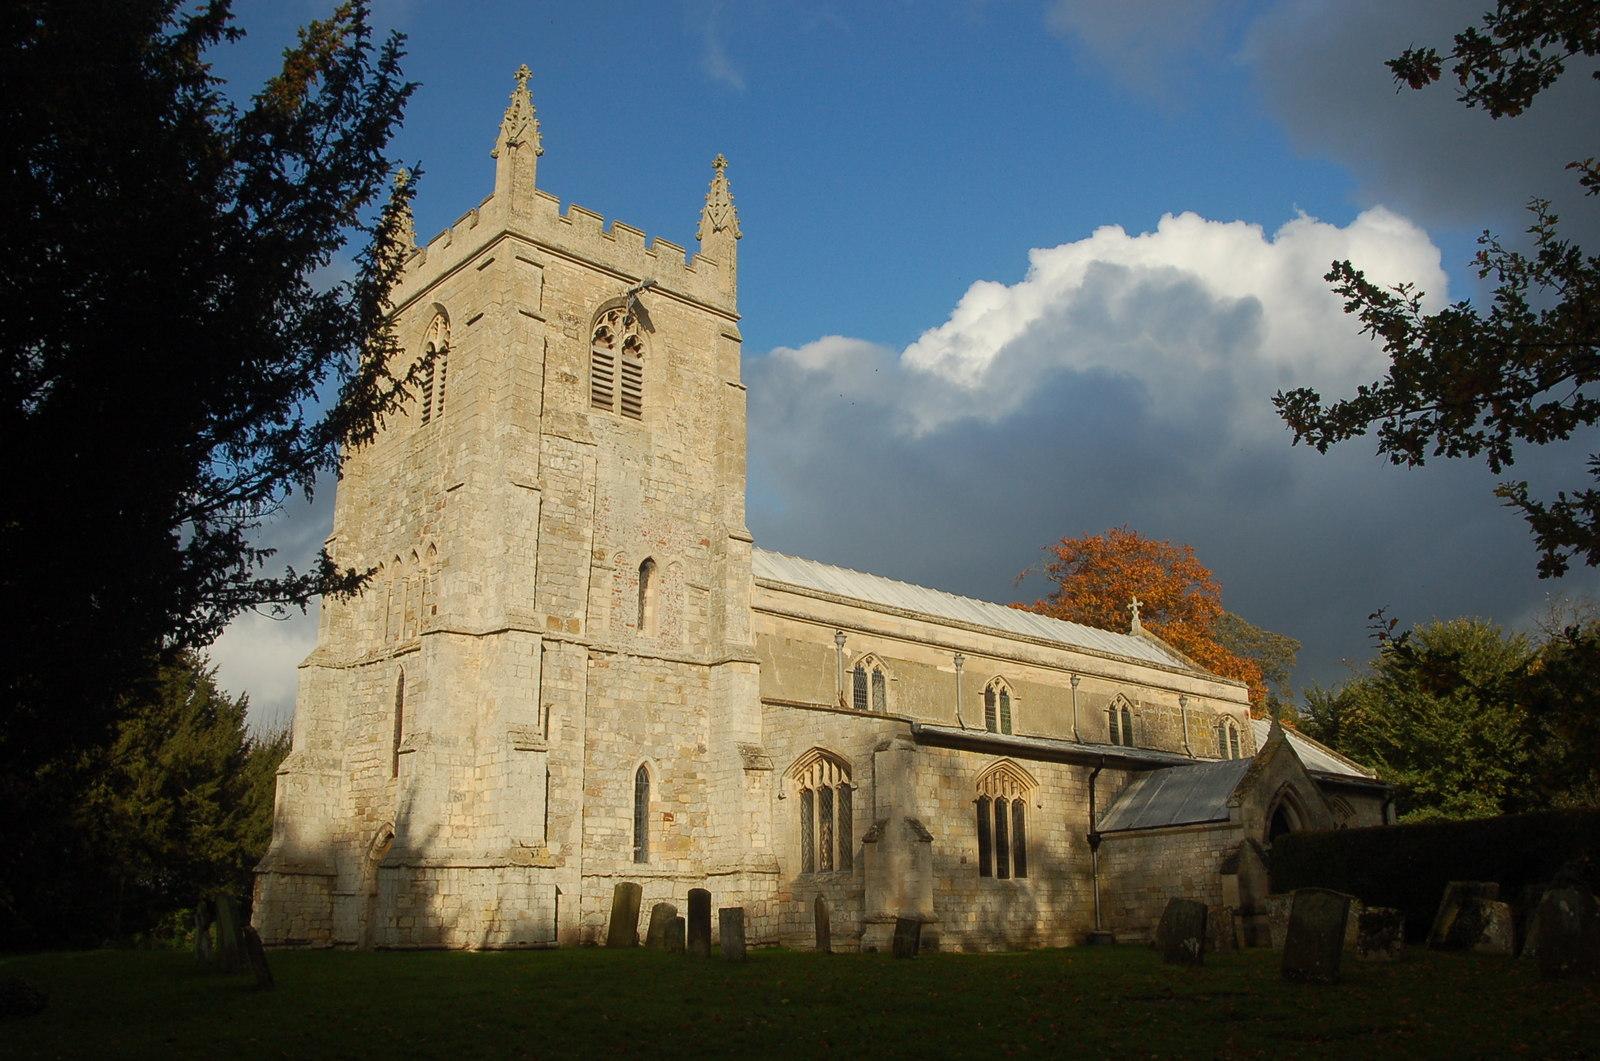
[984,678,1013,735]
[1109,696,1135,747]
[590,306,644,419]
[637,557,656,636]
[633,764,650,863]
[1217,718,1242,760]
[976,760,1036,879]
[852,655,889,712]
[421,312,449,425]
[790,750,853,874]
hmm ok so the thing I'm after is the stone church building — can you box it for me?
[254,69,1388,951]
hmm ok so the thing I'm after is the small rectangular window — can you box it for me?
[837,785,853,871]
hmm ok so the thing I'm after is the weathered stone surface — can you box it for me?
[1428,881,1500,949]
[1281,888,1352,984]
[1263,893,1293,951]
[1471,900,1516,956]
[1355,907,1405,962]
[665,916,686,954]
[718,907,747,961]
[1206,905,1239,954]
[213,895,244,973]
[1534,886,1600,980]
[1155,898,1207,966]
[194,899,216,966]
[687,889,712,958]
[892,917,922,959]
[814,895,831,954]
[606,882,643,949]
[645,902,678,950]
[1341,898,1363,951]
[240,926,275,990]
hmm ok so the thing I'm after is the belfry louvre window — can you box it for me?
[792,751,853,874]
[976,761,1034,879]
[984,679,1013,735]
[590,307,644,419]
[421,312,449,425]
[852,655,889,712]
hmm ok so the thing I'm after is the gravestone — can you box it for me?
[240,926,275,990]
[892,917,922,959]
[1263,894,1293,951]
[1154,898,1207,966]
[687,888,712,957]
[645,902,678,950]
[194,899,216,966]
[1472,900,1516,956]
[1428,881,1499,949]
[1534,886,1600,980]
[718,907,747,961]
[1281,888,1352,984]
[1341,898,1364,950]
[213,895,244,973]
[1354,906,1405,962]
[814,896,831,954]
[665,916,686,954]
[606,882,643,948]
[1207,905,1239,954]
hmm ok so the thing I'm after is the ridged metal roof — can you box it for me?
[1098,758,1252,833]
[1251,719,1375,780]
[752,548,1191,670]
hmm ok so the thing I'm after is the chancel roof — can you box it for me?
[752,548,1193,671]
[1097,758,1253,833]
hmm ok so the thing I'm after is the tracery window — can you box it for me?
[851,655,889,712]
[975,760,1034,879]
[633,764,650,863]
[590,306,645,419]
[983,678,1013,734]
[420,312,449,425]
[1108,695,1135,747]
[1217,718,1242,760]
[791,750,853,874]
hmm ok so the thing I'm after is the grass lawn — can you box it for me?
[3,944,1597,1058]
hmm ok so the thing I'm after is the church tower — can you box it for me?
[254,67,772,947]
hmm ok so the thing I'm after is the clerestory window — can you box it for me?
[851,655,889,712]
[983,678,1013,735]
[1217,718,1242,760]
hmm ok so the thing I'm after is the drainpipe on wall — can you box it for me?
[1069,674,1081,742]
[834,630,847,707]
[1086,757,1115,944]
[953,652,966,729]
[1179,693,1193,757]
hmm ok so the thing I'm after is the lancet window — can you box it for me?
[590,307,645,419]
[791,751,853,874]
[975,761,1034,879]
[420,312,449,425]
[633,764,651,863]
[637,558,657,636]
[1108,696,1135,747]
[1217,718,1242,760]
[851,655,889,713]
[983,678,1013,735]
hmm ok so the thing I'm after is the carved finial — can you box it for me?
[388,167,416,251]
[697,152,741,243]
[492,64,543,198]
[514,63,532,91]
[1129,596,1144,634]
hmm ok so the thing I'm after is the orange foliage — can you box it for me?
[1015,525,1267,710]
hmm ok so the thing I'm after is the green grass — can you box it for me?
[3,945,1597,1058]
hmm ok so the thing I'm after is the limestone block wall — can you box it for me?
[1097,822,1243,938]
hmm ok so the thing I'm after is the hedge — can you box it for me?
[1269,809,1600,941]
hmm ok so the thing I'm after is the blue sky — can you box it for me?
[213,1,1599,724]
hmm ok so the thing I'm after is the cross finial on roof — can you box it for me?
[1129,595,1144,634]
[514,64,532,91]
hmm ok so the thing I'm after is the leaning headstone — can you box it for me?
[892,917,922,958]
[814,895,832,954]
[240,926,275,990]
[1341,898,1364,951]
[213,895,244,973]
[1281,888,1352,984]
[645,902,678,950]
[1471,900,1516,956]
[1534,886,1600,980]
[1207,905,1239,954]
[1354,907,1405,962]
[665,916,687,954]
[687,888,712,957]
[1428,881,1499,949]
[718,907,747,961]
[606,882,643,948]
[1263,894,1293,951]
[0,978,48,1021]
[194,898,216,966]
[1154,898,1207,966]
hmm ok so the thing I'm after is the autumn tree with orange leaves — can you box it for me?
[1016,526,1289,713]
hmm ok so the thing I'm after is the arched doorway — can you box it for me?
[1265,789,1304,844]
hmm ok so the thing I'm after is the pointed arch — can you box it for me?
[975,759,1035,880]
[420,309,450,425]
[787,748,854,875]
[632,761,652,863]
[1108,693,1135,748]
[1216,716,1242,760]
[983,676,1015,734]
[589,302,648,419]
[975,758,1039,801]
[1265,783,1308,843]
[851,653,891,713]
